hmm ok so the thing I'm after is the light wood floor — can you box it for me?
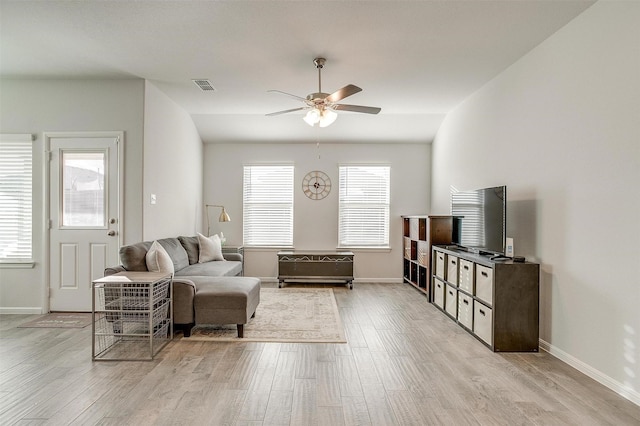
[1,282,639,425]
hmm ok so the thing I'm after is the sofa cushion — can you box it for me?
[198,233,224,262]
[178,235,199,265]
[146,240,175,274]
[193,276,261,325]
[120,241,153,271]
[157,238,189,271]
[120,238,189,272]
[175,260,242,277]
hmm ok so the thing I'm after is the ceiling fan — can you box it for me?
[266,57,381,127]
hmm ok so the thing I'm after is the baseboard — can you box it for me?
[540,339,640,407]
[0,307,44,315]
[354,278,404,284]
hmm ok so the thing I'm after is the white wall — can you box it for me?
[143,82,203,240]
[431,1,639,403]
[0,79,145,312]
[0,79,205,312]
[205,142,430,281]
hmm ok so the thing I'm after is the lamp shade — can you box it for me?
[218,207,231,222]
[303,107,338,127]
[303,108,321,126]
[319,109,337,127]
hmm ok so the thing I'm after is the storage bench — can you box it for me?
[277,251,354,289]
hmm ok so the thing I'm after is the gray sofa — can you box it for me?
[105,236,260,337]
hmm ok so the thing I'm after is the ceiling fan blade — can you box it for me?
[326,84,362,103]
[266,107,306,117]
[267,89,307,102]
[333,104,381,114]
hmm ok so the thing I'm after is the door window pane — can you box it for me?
[62,151,106,227]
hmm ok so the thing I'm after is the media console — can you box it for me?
[431,245,540,352]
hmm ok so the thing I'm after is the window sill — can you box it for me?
[337,246,392,253]
[244,246,295,252]
[0,261,35,269]
[243,246,392,253]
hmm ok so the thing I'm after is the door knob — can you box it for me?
[107,230,116,236]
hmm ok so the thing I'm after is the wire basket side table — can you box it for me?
[92,272,173,361]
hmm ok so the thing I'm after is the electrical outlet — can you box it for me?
[505,237,514,257]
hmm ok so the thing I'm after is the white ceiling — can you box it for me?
[0,0,595,144]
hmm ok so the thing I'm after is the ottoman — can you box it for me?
[189,276,261,338]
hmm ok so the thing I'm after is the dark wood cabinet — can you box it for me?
[401,215,453,301]
[432,245,540,352]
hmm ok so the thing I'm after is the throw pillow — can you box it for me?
[197,233,225,263]
[157,238,188,271]
[146,240,175,274]
[178,235,200,265]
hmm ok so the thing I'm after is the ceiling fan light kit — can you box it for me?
[267,57,381,128]
[303,107,337,127]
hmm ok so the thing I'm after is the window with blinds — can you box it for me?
[339,165,390,247]
[0,134,33,262]
[243,165,294,247]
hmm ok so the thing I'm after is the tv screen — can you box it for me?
[451,185,506,256]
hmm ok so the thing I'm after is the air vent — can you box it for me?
[192,79,216,92]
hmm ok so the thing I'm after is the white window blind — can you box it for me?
[0,134,33,262]
[339,165,390,247]
[243,165,294,246]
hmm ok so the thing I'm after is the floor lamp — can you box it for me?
[205,204,231,236]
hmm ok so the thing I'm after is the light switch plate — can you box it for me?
[150,194,157,205]
[505,237,514,257]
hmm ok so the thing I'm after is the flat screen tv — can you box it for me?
[451,185,506,257]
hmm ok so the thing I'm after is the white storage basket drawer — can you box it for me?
[475,265,494,305]
[417,241,429,266]
[409,218,419,239]
[403,237,411,259]
[457,292,473,330]
[447,256,458,285]
[445,284,457,318]
[433,278,445,309]
[473,300,493,345]
[435,251,446,279]
[459,259,474,293]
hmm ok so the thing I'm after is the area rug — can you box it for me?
[183,287,346,343]
[18,312,92,328]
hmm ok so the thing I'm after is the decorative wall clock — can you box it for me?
[302,170,331,200]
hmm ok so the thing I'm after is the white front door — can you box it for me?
[47,132,122,312]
